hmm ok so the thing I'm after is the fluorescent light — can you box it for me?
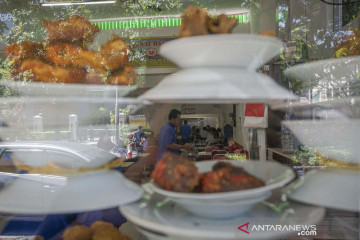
[42,1,115,7]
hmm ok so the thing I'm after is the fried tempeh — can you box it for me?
[18,59,86,84]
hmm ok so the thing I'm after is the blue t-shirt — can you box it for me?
[224,124,233,140]
[157,122,178,161]
[133,129,145,145]
[180,124,191,141]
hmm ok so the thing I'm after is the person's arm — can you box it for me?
[164,128,192,150]
[166,143,192,150]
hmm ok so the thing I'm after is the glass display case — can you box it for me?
[0,0,359,239]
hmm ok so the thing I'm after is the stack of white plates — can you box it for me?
[121,193,324,240]
[283,58,360,212]
[139,34,297,104]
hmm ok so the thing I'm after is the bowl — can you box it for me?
[148,160,295,218]
[160,34,285,70]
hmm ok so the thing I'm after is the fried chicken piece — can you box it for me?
[207,14,237,34]
[151,152,201,192]
[18,59,86,84]
[108,66,136,85]
[202,162,265,193]
[5,42,44,65]
[45,42,105,69]
[43,15,99,43]
[179,6,209,37]
[63,225,92,240]
[100,35,129,71]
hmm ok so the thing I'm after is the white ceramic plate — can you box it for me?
[288,168,360,212]
[120,194,325,240]
[0,170,143,214]
[284,119,360,164]
[160,34,285,70]
[149,160,295,200]
[284,56,360,84]
[0,80,136,99]
[139,68,297,104]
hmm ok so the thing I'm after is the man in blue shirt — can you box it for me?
[180,120,191,144]
[133,125,145,154]
[224,122,233,145]
[157,109,193,161]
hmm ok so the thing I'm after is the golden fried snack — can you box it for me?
[92,227,123,240]
[18,59,86,84]
[5,42,44,65]
[63,225,92,240]
[207,14,237,34]
[108,66,136,85]
[179,6,209,37]
[100,35,129,71]
[45,42,105,69]
[90,221,115,233]
[43,15,99,43]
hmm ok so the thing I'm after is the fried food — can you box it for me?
[151,152,201,192]
[18,59,86,84]
[179,6,237,37]
[5,42,44,65]
[207,14,237,34]
[90,221,115,233]
[100,35,130,71]
[179,6,209,37]
[108,66,136,85]
[201,161,265,193]
[45,42,105,69]
[43,15,99,43]
[63,225,92,240]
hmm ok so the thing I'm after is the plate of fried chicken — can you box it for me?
[148,153,295,218]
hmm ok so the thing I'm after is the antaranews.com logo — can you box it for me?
[238,222,317,236]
